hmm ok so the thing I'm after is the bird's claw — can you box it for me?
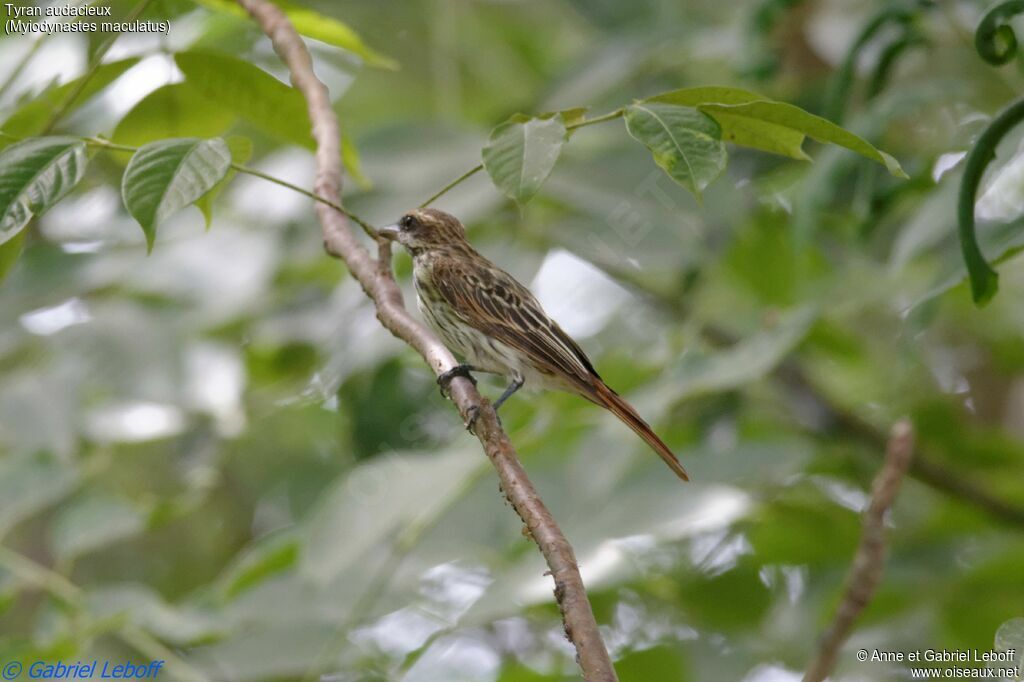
[437,364,476,398]
[464,405,480,432]
[466,403,504,432]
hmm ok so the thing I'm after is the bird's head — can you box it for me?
[379,208,468,254]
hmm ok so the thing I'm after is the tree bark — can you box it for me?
[234,2,618,679]
[804,420,914,682]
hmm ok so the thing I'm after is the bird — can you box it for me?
[378,208,689,481]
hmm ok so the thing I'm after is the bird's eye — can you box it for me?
[399,215,414,230]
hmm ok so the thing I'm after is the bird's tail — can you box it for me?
[589,381,689,481]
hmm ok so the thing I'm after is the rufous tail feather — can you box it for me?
[590,381,689,481]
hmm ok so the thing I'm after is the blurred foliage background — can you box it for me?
[2,0,1024,680]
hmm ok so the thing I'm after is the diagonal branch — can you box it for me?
[803,419,915,682]
[234,1,617,679]
[578,255,1024,527]
[774,362,1024,527]
[41,0,157,134]
[0,547,208,682]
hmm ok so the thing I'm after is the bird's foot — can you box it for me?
[464,404,481,433]
[438,364,476,398]
[463,403,503,433]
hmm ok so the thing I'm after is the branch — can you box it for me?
[0,32,45,102]
[775,361,1024,527]
[234,1,617,678]
[419,164,483,208]
[0,547,207,682]
[575,255,1024,527]
[40,0,156,134]
[803,420,915,682]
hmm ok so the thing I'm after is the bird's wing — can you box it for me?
[432,256,689,481]
[431,258,600,388]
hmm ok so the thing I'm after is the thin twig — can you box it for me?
[776,362,1024,527]
[419,164,483,207]
[41,0,156,134]
[803,420,915,682]
[0,547,208,682]
[572,109,625,129]
[0,0,101,104]
[227,162,378,238]
[234,1,618,679]
[0,34,45,103]
[574,254,1024,527]
[82,136,378,237]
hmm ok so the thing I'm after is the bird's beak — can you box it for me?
[378,224,399,241]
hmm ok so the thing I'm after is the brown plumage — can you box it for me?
[379,208,688,481]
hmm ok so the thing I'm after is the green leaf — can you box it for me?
[623,102,727,198]
[996,617,1024,653]
[943,551,1024,651]
[301,447,484,585]
[112,82,236,147]
[192,0,396,69]
[216,533,299,600]
[85,584,224,645]
[0,136,88,246]
[681,559,773,630]
[660,306,817,400]
[747,487,861,566]
[174,51,313,149]
[994,618,1024,675]
[0,59,140,138]
[709,100,906,177]
[50,493,148,561]
[0,565,25,614]
[497,664,566,681]
[482,113,568,204]
[647,86,805,160]
[341,133,372,190]
[558,107,589,128]
[537,107,589,130]
[121,137,232,250]
[0,452,80,538]
[188,622,337,681]
[195,135,252,229]
[226,134,253,163]
[276,0,397,70]
[0,228,25,282]
[611,645,687,681]
[648,87,906,177]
